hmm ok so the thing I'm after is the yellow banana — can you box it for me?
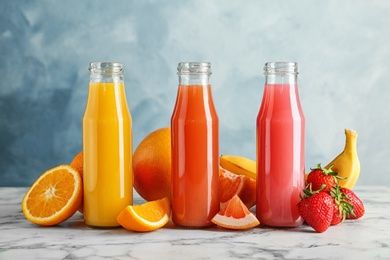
[325,129,360,189]
[220,155,256,179]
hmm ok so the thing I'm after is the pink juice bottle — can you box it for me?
[256,62,305,227]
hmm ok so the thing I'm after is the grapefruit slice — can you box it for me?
[212,195,260,230]
[219,168,256,209]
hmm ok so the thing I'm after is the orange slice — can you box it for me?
[212,195,260,230]
[22,164,82,226]
[219,168,256,209]
[117,197,171,232]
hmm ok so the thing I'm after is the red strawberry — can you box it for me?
[298,186,334,233]
[306,163,340,193]
[331,203,343,225]
[329,185,354,225]
[340,188,365,219]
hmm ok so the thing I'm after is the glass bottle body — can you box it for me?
[83,62,132,228]
[171,62,220,228]
[256,62,305,227]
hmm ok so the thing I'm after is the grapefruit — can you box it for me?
[211,195,260,230]
[219,168,256,209]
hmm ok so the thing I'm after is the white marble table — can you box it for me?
[0,187,389,259]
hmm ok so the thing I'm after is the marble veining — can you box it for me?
[0,187,389,259]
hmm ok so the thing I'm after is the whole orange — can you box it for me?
[133,127,171,201]
[70,151,83,178]
[70,151,84,213]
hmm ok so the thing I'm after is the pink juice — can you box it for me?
[256,82,305,227]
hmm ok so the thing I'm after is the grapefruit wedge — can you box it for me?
[212,195,260,230]
[219,168,256,209]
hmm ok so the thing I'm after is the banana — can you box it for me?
[220,155,256,179]
[325,129,360,189]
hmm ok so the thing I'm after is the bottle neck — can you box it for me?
[264,62,298,85]
[179,74,210,85]
[178,62,211,86]
[89,62,124,83]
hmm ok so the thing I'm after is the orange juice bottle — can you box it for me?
[171,62,220,228]
[83,62,132,228]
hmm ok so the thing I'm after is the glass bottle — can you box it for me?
[256,62,305,227]
[83,62,132,228]
[171,62,220,228]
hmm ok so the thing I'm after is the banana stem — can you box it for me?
[344,129,358,155]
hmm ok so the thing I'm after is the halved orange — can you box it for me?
[219,168,256,209]
[117,197,171,232]
[22,164,82,226]
[212,195,260,230]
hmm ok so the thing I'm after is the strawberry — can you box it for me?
[306,163,340,193]
[298,185,334,233]
[340,188,365,219]
[329,185,354,225]
[331,203,343,225]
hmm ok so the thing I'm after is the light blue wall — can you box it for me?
[1,0,389,186]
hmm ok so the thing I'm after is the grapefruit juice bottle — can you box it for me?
[171,62,220,228]
[83,62,132,228]
[256,62,305,227]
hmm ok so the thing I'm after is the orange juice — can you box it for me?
[171,62,219,228]
[83,62,132,228]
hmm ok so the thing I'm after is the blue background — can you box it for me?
[1,0,389,187]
